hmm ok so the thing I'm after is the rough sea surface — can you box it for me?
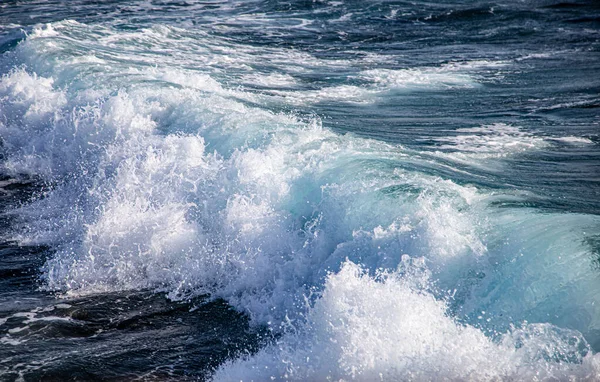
[1,0,599,380]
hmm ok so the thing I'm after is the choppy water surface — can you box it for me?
[1,0,599,380]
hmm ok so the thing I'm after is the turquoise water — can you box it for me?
[1,0,600,380]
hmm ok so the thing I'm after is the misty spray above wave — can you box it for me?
[2,19,600,380]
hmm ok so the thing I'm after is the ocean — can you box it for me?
[1,0,599,380]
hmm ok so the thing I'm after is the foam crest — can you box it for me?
[6,71,598,341]
[0,70,67,175]
[43,135,220,294]
[214,260,600,381]
[0,69,160,179]
[10,74,491,326]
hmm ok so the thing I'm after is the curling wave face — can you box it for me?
[1,7,600,381]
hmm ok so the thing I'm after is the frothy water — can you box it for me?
[215,261,600,381]
[1,1,600,380]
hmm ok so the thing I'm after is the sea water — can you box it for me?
[1,0,599,380]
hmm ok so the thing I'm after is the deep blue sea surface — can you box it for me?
[1,0,600,380]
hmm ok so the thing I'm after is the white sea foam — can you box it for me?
[269,85,375,104]
[360,67,477,90]
[433,123,548,157]
[359,60,508,91]
[270,60,500,104]
[214,261,600,381]
[0,336,26,346]
[29,23,61,38]
[430,124,595,167]
[241,73,298,88]
[0,70,69,176]
[548,136,595,144]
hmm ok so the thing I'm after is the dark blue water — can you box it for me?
[1,0,599,380]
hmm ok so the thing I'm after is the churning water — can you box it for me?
[1,0,600,380]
